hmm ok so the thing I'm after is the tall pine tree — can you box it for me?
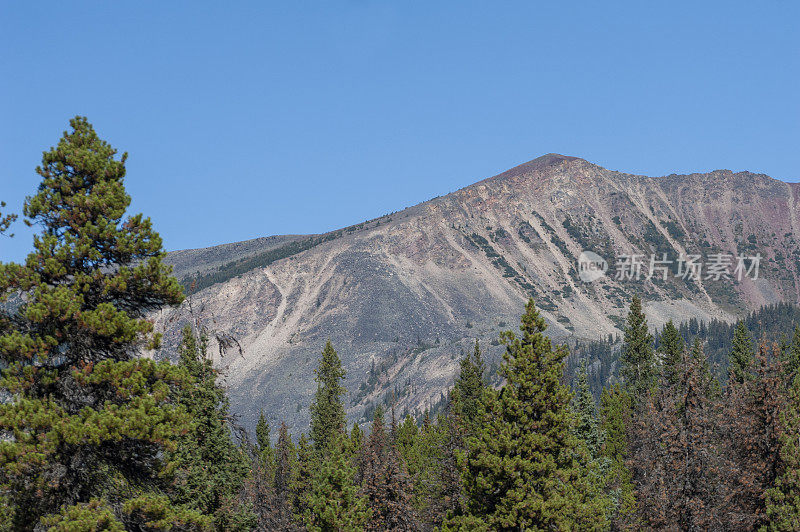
[599,384,636,527]
[574,358,602,459]
[304,435,370,532]
[659,319,685,387]
[360,407,418,531]
[781,325,800,385]
[310,341,347,454]
[255,410,276,485]
[449,339,486,442]
[729,320,754,385]
[720,342,784,529]
[445,299,610,530]
[630,344,723,529]
[620,296,656,404]
[0,117,206,529]
[273,421,297,528]
[290,434,314,523]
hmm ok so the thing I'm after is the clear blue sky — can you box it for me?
[2,2,798,263]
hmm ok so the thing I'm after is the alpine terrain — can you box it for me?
[152,154,800,432]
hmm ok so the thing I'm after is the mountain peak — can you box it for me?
[508,153,583,173]
[473,153,585,188]
[527,153,582,165]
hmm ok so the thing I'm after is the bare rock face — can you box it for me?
[152,154,800,434]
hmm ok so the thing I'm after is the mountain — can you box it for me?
[151,154,800,433]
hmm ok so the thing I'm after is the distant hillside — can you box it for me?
[165,234,307,283]
[152,154,800,434]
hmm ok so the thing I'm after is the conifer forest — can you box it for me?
[3,117,800,531]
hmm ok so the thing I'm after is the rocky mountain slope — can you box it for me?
[152,154,800,434]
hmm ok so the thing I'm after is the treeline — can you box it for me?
[569,301,800,397]
[181,234,340,295]
[181,215,393,295]
[3,117,800,530]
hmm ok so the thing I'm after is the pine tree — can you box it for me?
[660,319,685,387]
[360,407,418,531]
[395,412,458,527]
[445,299,610,530]
[720,342,784,529]
[630,343,724,529]
[729,320,754,385]
[290,434,315,522]
[273,422,298,528]
[620,296,656,404]
[434,413,465,526]
[0,201,16,237]
[599,384,636,527]
[349,422,365,478]
[690,337,721,399]
[765,372,800,529]
[247,419,295,531]
[449,339,486,441]
[350,422,364,454]
[255,410,276,483]
[572,360,614,527]
[574,358,602,459]
[310,341,347,454]
[431,339,488,526]
[396,414,420,466]
[304,435,370,532]
[169,325,255,530]
[781,325,800,384]
[0,117,207,529]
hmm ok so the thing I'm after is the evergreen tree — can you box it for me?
[729,320,754,385]
[434,413,465,526]
[273,422,298,528]
[630,344,723,529]
[781,325,800,384]
[431,339,489,526]
[304,435,370,532]
[169,325,255,530]
[0,201,16,237]
[765,372,800,529]
[395,412,458,527]
[349,422,365,477]
[360,407,418,531]
[395,414,420,466]
[255,410,276,483]
[449,339,486,441]
[574,358,602,459]
[310,341,347,454]
[720,342,784,529]
[620,296,656,404]
[445,299,610,530]
[256,411,272,455]
[390,403,399,444]
[290,434,315,522]
[599,384,636,527]
[0,117,206,529]
[275,422,296,496]
[247,420,295,531]
[660,319,685,387]
[690,337,721,399]
[572,360,615,527]
[350,422,364,453]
